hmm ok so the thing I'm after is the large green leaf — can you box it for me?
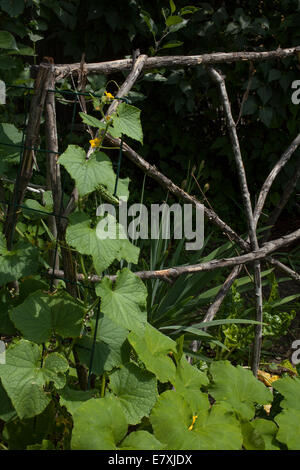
[109,363,157,425]
[128,323,177,382]
[275,409,300,450]
[209,361,272,420]
[0,123,22,163]
[0,237,39,284]
[0,340,69,419]
[192,402,243,450]
[75,313,130,375]
[110,102,143,143]
[58,145,129,198]
[120,431,165,450]
[0,0,25,17]
[172,356,209,411]
[66,212,139,274]
[22,199,49,219]
[96,268,147,333]
[0,287,17,335]
[251,419,281,450]
[241,421,265,450]
[150,390,242,450]
[79,112,107,129]
[0,30,18,49]
[71,396,128,450]
[10,290,86,343]
[0,381,16,422]
[3,403,55,450]
[150,389,192,449]
[0,279,49,336]
[273,376,300,411]
[59,387,97,416]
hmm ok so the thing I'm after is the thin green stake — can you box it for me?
[87,300,101,390]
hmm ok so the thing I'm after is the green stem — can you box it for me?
[65,338,76,361]
[85,298,100,317]
[34,220,40,246]
[223,347,237,360]
[80,254,88,280]
[101,372,106,398]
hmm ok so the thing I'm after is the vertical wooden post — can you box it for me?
[45,68,60,287]
[5,63,52,250]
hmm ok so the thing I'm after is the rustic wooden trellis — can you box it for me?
[5,47,300,379]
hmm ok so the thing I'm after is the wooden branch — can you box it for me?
[62,187,78,223]
[4,63,52,250]
[48,47,300,79]
[47,227,300,283]
[0,177,46,194]
[252,260,263,374]
[254,134,300,228]
[268,257,300,283]
[202,265,243,324]
[208,67,258,247]
[200,134,300,331]
[208,66,262,376]
[45,68,61,287]
[261,156,300,243]
[44,66,78,299]
[106,53,147,116]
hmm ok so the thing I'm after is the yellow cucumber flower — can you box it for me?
[89,137,101,148]
[104,91,114,100]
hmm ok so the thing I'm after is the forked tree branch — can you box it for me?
[207,66,263,375]
[204,137,300,327]
[103,129,299,281]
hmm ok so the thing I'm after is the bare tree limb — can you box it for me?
[106,53,147,116]
[208,68,258,246]
[201,134,300,334]
[208,66,263,376]
[0,177,46,194]
[47,227,300,283]
[268,257,300,283]
[254,136,300,228]
[48,47,300,79]
[202,265,243,323]
[261,156,300,243]
[4,63,52,250]
[45,68,61,287]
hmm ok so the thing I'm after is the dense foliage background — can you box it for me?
[1,0,300,226]
[0,0,300,451]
